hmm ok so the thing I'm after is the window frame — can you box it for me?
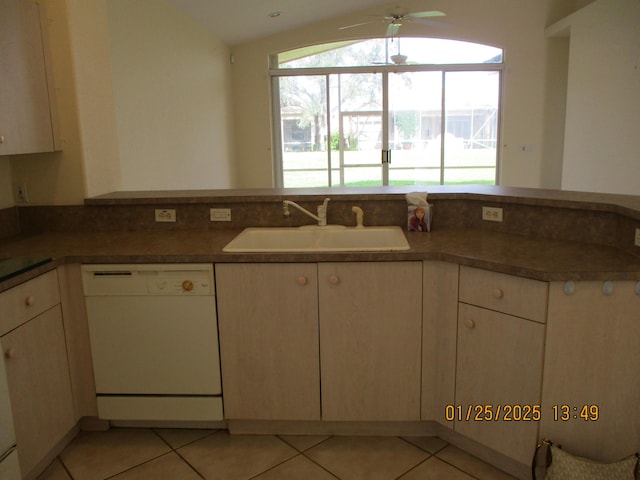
[270,42,504,189]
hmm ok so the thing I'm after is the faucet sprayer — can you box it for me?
[352,206,364,228]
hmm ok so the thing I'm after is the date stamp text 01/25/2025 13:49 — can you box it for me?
[445,404,600,422]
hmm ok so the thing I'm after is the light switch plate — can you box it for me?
[635,228,640,247]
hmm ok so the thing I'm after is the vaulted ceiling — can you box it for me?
[164,0,393,45]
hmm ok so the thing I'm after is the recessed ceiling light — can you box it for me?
[268,11,281,18]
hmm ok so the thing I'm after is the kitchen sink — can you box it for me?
[223,225,410,252]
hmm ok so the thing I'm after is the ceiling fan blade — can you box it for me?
[338,21,375,30]
[410,17,450,28]
[408,10,446,18]
[386,23,401,36]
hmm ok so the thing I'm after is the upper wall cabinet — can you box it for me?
[0,0,60,156]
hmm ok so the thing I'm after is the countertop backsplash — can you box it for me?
[8,190,640,257]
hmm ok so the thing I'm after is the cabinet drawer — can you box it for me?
[459,266,548,323]
[0,269,60,336]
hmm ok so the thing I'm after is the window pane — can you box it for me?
[279,75,330,187]
[277,38,502,68]
[329,73,382,187]
[388,71,442,185]
[443,71,499,185]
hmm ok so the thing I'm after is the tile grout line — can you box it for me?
[55,456,75,480]
[390,436,437,480]
[172,448,208,479]
[391,455,432,480]
[102,451,176,480]
[275,434,342,480]
[151,427,219,480]
[297,435,433,480]
[277,434,345,479]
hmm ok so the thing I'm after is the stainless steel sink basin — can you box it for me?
[223,226,410,252]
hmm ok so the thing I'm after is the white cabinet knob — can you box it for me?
[296,276,308,286]
[329,275,340,285]
[492,288,504,299]
[465,319,476,329]
[25,295,35,306]
[5,348,16,359]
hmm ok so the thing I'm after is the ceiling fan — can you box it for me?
[339,6,446,37]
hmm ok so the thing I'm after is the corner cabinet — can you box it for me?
[540,280,640,463]
[215,261,422,423]
[0,270,75,478]
[454,266,548,465]
[0,0,60,155]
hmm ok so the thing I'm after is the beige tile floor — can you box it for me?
[36,428,518,480]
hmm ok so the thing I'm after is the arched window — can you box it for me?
[270,38,503,188]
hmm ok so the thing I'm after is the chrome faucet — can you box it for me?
[283,198,330,226]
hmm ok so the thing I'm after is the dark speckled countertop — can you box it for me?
[1,228,639,293]
[2,186,640,291]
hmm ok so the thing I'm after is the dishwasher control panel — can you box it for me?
[82,264,214,296]
[147,277,211,294]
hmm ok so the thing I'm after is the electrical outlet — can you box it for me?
[15,183,28,203]
[635,228,640,247]
[482,206,503,222]
[155,209,176,222]
[210,208,231,221]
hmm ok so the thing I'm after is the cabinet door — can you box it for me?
[541,281,640,462]
[215,263,320,421]
[319,262,422,421]
[455,304,544,465]
[2,306,75,477]
[0,0,59,155]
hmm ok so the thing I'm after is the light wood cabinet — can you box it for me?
[319,262,422,421]
[0,0,60,155]
[215,263,321,421]
[540,280,640,462]
[216,261,422,423]
[0,269,60,335]
[455,266,547,465]
[0,271,75,478]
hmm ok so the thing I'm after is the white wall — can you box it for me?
[559,0,640,194]
[6,0,235,206]
[231,0,552,189]
[107,0,236,191]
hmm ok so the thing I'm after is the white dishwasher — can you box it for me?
[82,264,223,422]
